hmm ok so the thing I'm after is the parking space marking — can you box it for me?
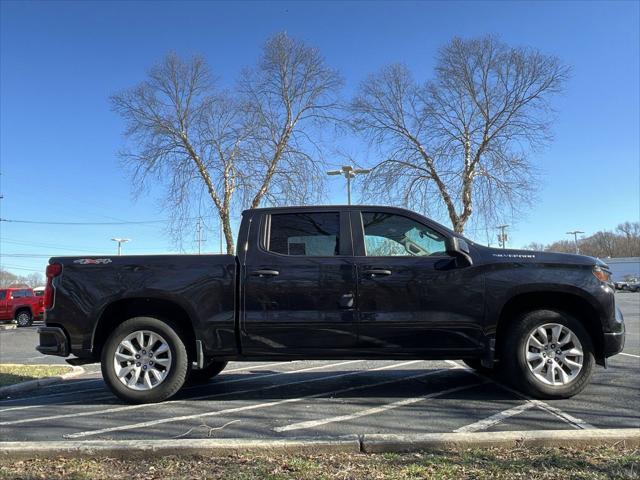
[64,360,434,438]
[275,380,483,432]
[447,361,595,429]
[619,352,640,358]
[0,360,366,426]
[0,362,298,412]
[453,402,536,433]
[0,361,348,416]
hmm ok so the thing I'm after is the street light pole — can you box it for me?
[326,165,371,205]
[566,230,584,254]
[111,238,130,256]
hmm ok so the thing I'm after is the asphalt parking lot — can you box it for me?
[0,294,638,442]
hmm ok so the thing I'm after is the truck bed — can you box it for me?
[45,255,237,358]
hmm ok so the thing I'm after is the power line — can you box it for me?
[0,218,166,226]
[1,264,43,273]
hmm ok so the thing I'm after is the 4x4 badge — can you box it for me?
[73,258,112,265]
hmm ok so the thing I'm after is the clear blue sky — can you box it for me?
[1,0,638,276]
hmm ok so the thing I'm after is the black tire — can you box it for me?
[188,360,228,383]
[503,309,595,399]
[101,316,189,404]
[15,310,33,327]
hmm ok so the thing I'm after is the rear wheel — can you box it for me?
[15,310,33,327]
[189,360,228,383]
[503,309,594,399]
[101,316,189,404]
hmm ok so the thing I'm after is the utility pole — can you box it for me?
[111,238,130,256]
[195,217,205,255]
[327,165,371,205]
[566,230,584,254]
[496,225,509,249]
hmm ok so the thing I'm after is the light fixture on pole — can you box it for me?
[326,165,371,205]
[111,238,130,256]
[566,230,584,254]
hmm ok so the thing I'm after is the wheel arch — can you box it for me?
[13,306,33,318]
[92,297,198,362]
[495,290,605,363]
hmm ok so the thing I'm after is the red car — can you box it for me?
[0,287,43,327]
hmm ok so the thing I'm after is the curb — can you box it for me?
[0,429,637,459]
[0,365,85,397]
[361,428,640,452]
[0,324,16,330]
[0,436,362,459]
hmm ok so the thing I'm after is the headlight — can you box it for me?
[592,265,611,283]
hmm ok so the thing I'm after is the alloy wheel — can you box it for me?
[524,322,584,386]
[113,330,172,390]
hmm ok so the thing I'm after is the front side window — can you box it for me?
[267,212,340,256]
[362,212,447,257]
[0,291,6,300]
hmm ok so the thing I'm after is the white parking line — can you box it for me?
[65,360,440,438]
[619,352,640,359]
[0,362,298,413]
[0,360,364,426]
[453,402,536,433]
[275,380,482,432]
[222,361,298,373]
[447,361,595,430]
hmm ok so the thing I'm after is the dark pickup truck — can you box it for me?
[38,205,625,403]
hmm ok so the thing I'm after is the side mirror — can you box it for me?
[446,237,472,266]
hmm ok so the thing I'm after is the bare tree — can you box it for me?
[111,54,242,253]
[25,272,44,288]
[238,32,343,208]
[533,222,640,258]
[523,242,546,251]
[111,33,342,253]
[350,36,569,233]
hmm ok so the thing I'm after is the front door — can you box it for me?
[351,209,485,356]
[241,210,358,355]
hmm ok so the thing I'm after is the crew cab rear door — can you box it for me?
[350,209,485,355]
[240,209,358,355]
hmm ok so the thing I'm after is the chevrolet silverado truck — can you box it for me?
[37,205,625,403]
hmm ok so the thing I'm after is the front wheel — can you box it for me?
[101,316,189,404]
[15,310,33,327]
[503,309,594,399]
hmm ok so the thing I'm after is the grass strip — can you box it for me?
[0,445,637,479]
[0,364,73,387]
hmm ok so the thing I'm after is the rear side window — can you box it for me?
[267,213,340,256]
[0,291,5,300]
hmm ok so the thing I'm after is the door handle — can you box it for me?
[251,269,280,277]
[363,269,392,277]
[339,293,354,309]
